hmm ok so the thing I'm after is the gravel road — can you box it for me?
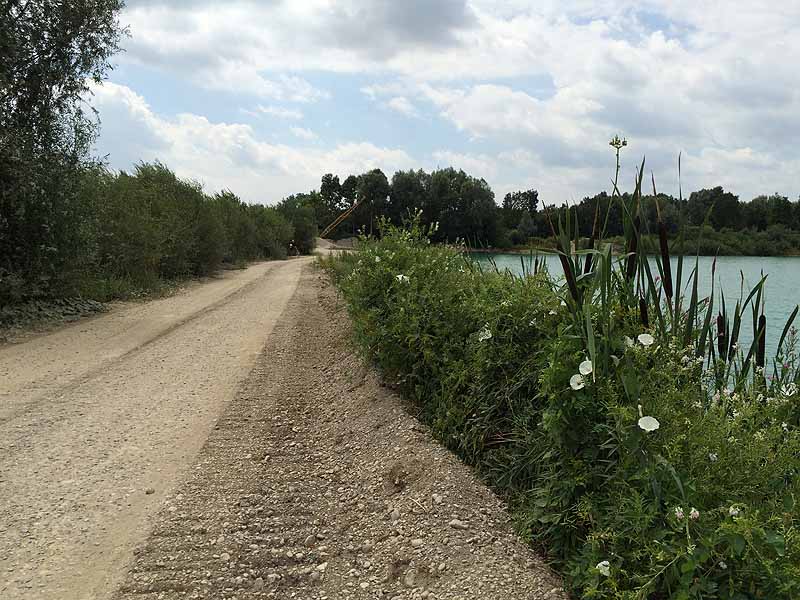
[1,257,564,600]
[113,265,565,600]
[0,258,309,599]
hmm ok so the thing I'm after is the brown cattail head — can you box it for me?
[756,314,767,368]
[625,215,641,281]
[717,313,727,360]
[639,297,650,328]
[658,222,673,299]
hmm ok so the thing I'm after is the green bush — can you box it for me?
[1,161,301,305]
[327,220,800,599]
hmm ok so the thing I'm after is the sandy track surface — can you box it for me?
[0,258,310,599]
[113,265,565,600]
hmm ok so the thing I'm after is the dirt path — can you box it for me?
[113,265,565,600]
[0,259,310,599]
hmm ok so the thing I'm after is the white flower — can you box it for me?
[570,374,585,390]
[477,324,492,342]
[719,561,727,570]
[782,422,789,432]
[529,319,536,326]
[690,508,700,520]
[579,359,593,376]
[638,415,660,432]
[781,383,798,397]
[637,333,655,347]
[374,255,381,263]
[681,355,691,365]
[729,506,740,517]
[624,336,634,348]
[549,310,557,315]
[396,274,409,283]
[595,560,611,577]
[675,506,685,520]
[709,452,718,462]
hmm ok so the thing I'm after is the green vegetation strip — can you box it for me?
[324,221,799,599]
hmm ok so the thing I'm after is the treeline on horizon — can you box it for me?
[290,167,800,256]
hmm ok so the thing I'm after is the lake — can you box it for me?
[471,253,800,364]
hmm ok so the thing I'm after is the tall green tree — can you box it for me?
[1,0,126,301]
[355,168,390,236]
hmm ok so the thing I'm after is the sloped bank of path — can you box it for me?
[1,254,565,599]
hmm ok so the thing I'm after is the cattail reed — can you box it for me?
[654,197,673,300]
[544,205,580,304]
[728,326,739,359]
[639,296,649,328]
[584,201,600,275]
[658,222,673,299]
[625,215,640,281]
[756,314,766,368]
[717,313,727,361]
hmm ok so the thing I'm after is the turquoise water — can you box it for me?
[471,253,800,363]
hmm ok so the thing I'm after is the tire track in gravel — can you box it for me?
[114,264,566,600]
[0,258,310,600]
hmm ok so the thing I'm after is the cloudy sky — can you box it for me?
[90,0,800,205]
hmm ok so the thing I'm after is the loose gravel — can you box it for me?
[114,265,565,600]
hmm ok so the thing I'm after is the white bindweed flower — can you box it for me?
[624,336,634,348]
[477,324,492,342]
[729,506,740,517]
[579,359,593,376]
[675,506,685,520]
[709,452,718,462]
[596,560,611,577]
[375,256,381,263]
[396,274,409,283]
[638,415,660,432]
[570,374,585,390]
[638,333,655,346]
[690,508,700,520]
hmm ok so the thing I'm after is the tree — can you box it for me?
[389,169,430,225]
[1,0,126,301]
[277,195,317,254]
[356,169,390,235]
[687,187,741,230]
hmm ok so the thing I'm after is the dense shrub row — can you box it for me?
[326,221,800,599]
[0,161,311,304]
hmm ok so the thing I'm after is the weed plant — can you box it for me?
[325,149,800,598]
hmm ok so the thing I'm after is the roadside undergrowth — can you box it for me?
[323,193,799,598]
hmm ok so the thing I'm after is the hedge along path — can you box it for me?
[0,258,308,600]
[113,265,564,600]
